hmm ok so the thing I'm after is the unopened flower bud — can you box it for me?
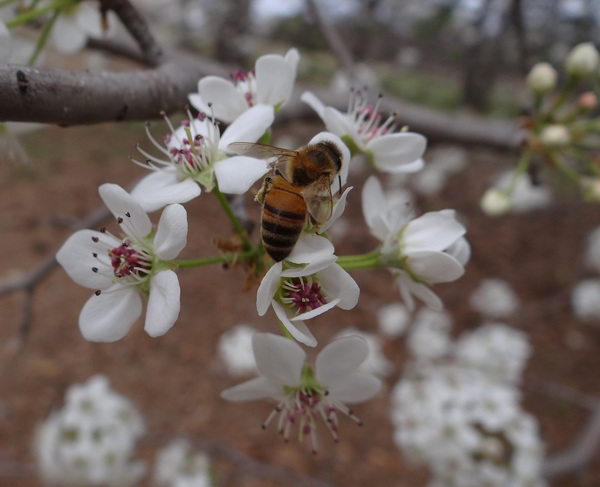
[526,62,557,94]
[539,124,571,148]
[579,92,598,109]
[565,42,600,77]
[480,189,511,216]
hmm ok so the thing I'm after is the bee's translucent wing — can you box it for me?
[302,175,333,226]
[227,142,297,166]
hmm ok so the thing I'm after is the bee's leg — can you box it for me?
[255,177,272,204]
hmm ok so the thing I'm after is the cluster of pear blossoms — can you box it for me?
[55,47,470,448]
[481,41,600,216]
[34,375,215,487]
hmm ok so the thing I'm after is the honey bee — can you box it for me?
[227,140,344,262]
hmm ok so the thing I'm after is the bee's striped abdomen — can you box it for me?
[261,179,307,262]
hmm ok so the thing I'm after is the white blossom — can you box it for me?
[34,375,146,487]
[526,62,558,94]
[131,106,274,212]
[572,279,600,319]
[217,324,257,377]
[221,333,381,451]
[377,302,411,338]
[362,176,469,310]
[154,438,213,487]
[301,90,426,173]
[56,184,187,341]
[470,278,520,319]
[51,2,117,55]
[454,323,531,384]
[565,42,600,77]
[256,237,359,347]
[492,169,552,213]
[391,365,545,487]
[189,48,299,123]
[407,308,452,363]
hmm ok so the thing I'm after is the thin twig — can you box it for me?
[99,0,164,66]
[304,0,355,81]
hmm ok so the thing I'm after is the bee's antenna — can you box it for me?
[337,174,342,197]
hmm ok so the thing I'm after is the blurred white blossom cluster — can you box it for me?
[153,439,213,487]
[391,321,541,487]
[34,375,146,487]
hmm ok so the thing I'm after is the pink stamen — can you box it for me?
[109,241,149,278]
[286,280,327,314]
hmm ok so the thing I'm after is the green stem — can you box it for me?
[549,152,582,185]
[28,8,59,65]
[4,0,73,27]
[337,250,381,270]
[545,75,578,122]
[174,249,256,269]
[212,184,253,251]
[506,149,534,196]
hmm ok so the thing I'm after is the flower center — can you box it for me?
[109,240,150,278]
[230,69,257,107]
[261,366,363,453]
[348,90,398,142]
[281,277,327,314]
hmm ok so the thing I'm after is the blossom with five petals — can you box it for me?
[256,235,359,347]
[189,48,300,124]
[56,184,187,341]
[130,105,274,212]
[221,332,382,452]
[362,176,470,310]
[301,90,427,173]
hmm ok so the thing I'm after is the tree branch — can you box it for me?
[0,55,228,125]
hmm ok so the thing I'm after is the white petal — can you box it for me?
[144,270,180,337]
[51,16,87,54]
[197,76,248,123]
[317,263,359,310]
[404,212,465,253]
[188,93,211,115]
[319,186,352,234]
[98,184,152,240]
[384,157,424,174]
[252,332,305,386]
[281,253,337,278]
[79,285,142,342]
[366,133,427,172]
[322,107,357,140]
[221,377,283,402]
[308,131,351,188]
[448,236,471,266]
[407,250,464,283]
[272,302,317,347]
[256,262,283,316]
[285,48,300,74]
[75,2,105,37]
[315,335,369,385]
[362,176,391,240]
[153,205,188,260]
[291,298,340,320]
[300,91,326,118]
[256,55,295,107]
[398,275,443,311]
[219,104,275,148]
[56,229,119,289]
[286,234,335,264]
[130,171,201,212]
[214,156,268,194]
[328,372,382,404]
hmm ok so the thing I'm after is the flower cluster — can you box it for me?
[33,375,146,487]
[391,321,543,487]
[481,41,600,214]
[153,438,213,487]
[51,46,476,447]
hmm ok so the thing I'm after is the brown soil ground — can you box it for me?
[1,119,600,487]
